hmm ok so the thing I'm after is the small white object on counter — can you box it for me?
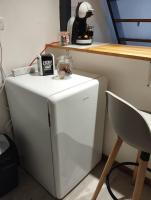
[11,66,31,77]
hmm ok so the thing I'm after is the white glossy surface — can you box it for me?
[5,71,106,199]
[6,73,93,98]
[49,81,99,198]
[139,111,151,134]
[5,82,56,195]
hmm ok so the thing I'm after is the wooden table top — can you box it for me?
[46,43,151,61]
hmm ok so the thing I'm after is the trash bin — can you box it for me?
[0,134,19,197]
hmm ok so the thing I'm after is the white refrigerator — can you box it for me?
[5,70,107,199]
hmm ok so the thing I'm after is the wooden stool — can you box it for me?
[92,91,151,200]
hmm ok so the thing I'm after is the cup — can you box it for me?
[60,32,70,46]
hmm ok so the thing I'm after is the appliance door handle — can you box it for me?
[48,109,51,127]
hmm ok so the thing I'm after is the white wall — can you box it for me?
[68,1,151,174]
[0,0,60,134]
[74,52,151,176]
[43,0,151,179]
[49,47,151,177]
[2,0,151,178]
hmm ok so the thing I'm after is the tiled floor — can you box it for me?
[1,161,151,200]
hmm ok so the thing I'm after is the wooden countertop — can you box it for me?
[46,43,151,61]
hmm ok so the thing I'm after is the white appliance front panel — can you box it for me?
[49,80,99,199]
[5,82,56,196]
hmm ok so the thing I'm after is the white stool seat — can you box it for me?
[139,111,151,134]
[92,91,151,200]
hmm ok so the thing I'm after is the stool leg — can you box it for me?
[132,150,141,185]
[132,152,150,200]
[91,137,123,200]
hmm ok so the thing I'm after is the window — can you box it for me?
[107,0,151,46]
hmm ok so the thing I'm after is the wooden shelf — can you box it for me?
[119,38,151,43]
[46,43,151,61]
[114,19,151,23]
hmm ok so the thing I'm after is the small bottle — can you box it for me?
[87,26,94,39]
[60,32,70,46]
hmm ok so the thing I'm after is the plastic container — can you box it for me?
[60,32,70,46]
[57,55,72,79]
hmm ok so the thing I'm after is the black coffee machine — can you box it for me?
[67,2,94,45]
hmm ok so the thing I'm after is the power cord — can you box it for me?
[28,41,59,66]
[0,42,6,87]
[0,41,11,134]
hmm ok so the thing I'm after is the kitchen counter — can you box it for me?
[46,43,151,62]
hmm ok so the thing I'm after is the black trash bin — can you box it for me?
[0,134,19,197]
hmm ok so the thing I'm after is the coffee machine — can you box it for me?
[67,2,94,45]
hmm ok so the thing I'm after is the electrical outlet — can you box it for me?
[0,17,4,31]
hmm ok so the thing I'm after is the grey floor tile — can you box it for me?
[1,162,151,200]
